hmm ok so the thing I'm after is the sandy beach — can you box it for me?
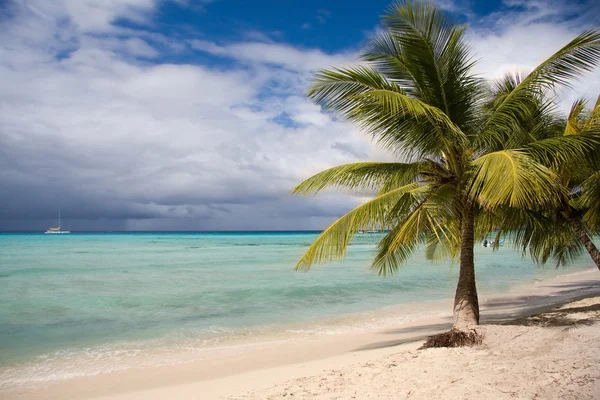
[3,268,600,400]
[235,295,600,400]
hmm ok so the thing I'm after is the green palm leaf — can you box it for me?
[523,131,600,166]
[291,161,425,195]
[582,95,600,131]
[564,98,588,135]
[581,171,600,231]
[309,66,404,114]
[308,66,465,160]
[470,150,560,208]
[361,31,420,93]
[295,183,426,271]
[355,89,467,145]
[371,183,459,275]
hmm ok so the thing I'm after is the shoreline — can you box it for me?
[4,266,600,400]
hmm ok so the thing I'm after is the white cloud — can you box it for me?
[18,0,156,33]
[468,0,600,111]
[190,39,357,72]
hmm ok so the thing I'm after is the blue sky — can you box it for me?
[0,0,599,231]
[116,0,505,64]
[153,0,505,48]
[154,0,403,51]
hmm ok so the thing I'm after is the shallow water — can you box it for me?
[0,231,592,389]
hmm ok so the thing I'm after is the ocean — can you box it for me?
[0,232,593,390]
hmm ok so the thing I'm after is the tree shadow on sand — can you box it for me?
[501,302,600,330]
[353,299,600,352]
[482,280,600,311]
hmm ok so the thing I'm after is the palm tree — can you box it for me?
[292,0,600,342]
[494,96,600,269]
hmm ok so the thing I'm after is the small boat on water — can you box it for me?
[45,211,71,234]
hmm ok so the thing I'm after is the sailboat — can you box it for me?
[45,210,71,234]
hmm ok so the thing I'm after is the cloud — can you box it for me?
[190,39,357,72]
[0,0,375,231]
[1,0,599,231]
[468,0,600,111]
[331,142,369,159]
[14,0,156,33]
[483,0,600,28]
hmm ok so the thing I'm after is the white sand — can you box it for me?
[234,296,600,400]
[5,268,600,400]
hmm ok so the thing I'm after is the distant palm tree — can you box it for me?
[495,96,600,269]
[292,1,600,342]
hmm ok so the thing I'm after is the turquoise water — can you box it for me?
[0,232,593,387]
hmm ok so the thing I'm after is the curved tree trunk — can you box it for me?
[453,204,480,330]
[569,218,600,270]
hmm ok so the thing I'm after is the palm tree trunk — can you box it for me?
[453,204,480,330]
[569,218,600,270]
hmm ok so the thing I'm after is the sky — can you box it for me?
[0,0,599,231]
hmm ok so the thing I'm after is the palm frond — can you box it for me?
[291,161,425,195]
[308,66,463,159]
[523,131,600,166]
[582,95,600,131]
[371,224,422,277]
[425,230,458,261]
[371,183,459,275]
[489,207,581,266]
[484,83,563,149]
[529,30,600,87]
[295,183,426,271]
[377,158,451,194]
[381,0,483,130]
[580,171,600,231]
[470,150,560,208]
[309,66,404,113]
[361,30,419,93]
[564,98,588,135]
[354,88,467,145]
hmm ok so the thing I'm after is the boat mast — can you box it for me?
[58,209,61,229]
